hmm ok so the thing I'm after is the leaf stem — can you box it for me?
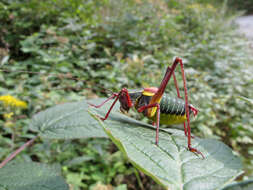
[133,168,144,190]
[0,136,38,168]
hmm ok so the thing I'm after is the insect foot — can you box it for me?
[188,146,205,159]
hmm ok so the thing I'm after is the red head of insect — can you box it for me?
[118,88,133,113]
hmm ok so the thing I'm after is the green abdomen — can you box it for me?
[160,94,186,116]
[154,94,187,125]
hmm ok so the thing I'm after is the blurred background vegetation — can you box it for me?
[0,0,252,189]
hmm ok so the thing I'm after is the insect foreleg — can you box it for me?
[89,93,120,121]
[88,93,118,108]
[138,103,160,145]
[88,88,132,121]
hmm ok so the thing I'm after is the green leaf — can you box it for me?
[222,179,253,190]
[29,99,107,139]
[114,184,127,190]
[90,100,243,190]
[0,162,69,190]
[238,96,253,105]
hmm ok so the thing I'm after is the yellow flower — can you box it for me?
[206,4,215,11]
[4,112,14,119]
[0,95,27,109]
[188,3,201,10]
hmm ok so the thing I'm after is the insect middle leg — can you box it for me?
[138,103,160,145]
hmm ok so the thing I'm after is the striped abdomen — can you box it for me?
[136,93,192,125]
[156,93,192,125]
[160,94,189,116]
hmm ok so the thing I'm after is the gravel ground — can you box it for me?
[235,15,253,49]
[235,15,253,39]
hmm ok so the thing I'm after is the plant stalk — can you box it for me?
[0,136,38,169]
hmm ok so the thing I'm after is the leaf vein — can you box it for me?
[123,135,178,186]
[44,107,85,131]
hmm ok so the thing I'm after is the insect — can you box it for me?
[89,57,204,158]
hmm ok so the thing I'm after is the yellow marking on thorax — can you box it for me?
[142,90,162,118]
[149,98,162,117]
[142,90,155,96]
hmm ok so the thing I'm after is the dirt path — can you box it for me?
[235,15,253,48]
[235,15,253,39]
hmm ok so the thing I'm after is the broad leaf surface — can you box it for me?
[222,179,253,190]
[90,99,243,190]
[0,162,69,190]
[29,99,107,139]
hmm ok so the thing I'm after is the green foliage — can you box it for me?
[61,139,130,189]
[29,137,131,189]
[29,100,107,139]
[0,162,69,190]
[227,0,253,14]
